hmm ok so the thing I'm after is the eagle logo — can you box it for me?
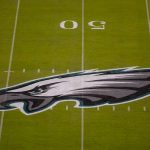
[0,67,149,115]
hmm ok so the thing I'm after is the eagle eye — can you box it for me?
[26,86,48,95]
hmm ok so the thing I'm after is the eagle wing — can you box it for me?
[54,68,150,107]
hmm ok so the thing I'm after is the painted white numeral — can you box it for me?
[60,20,78,29]
[88,21,106,30]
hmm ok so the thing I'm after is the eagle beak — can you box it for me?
[0,90,54,114]
[0,91,17,110]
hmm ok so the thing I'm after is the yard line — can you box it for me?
[66,105,69,111]
[22,68,26,73]
[66,69,70,73]
[97,107,100,111]
[145,0,150,33]
[112,106,115,111]
[0,0,20,141]
[52,68,55,73]
[143,106,147,111]
[127,106,131,112]
[37,68,41,73]
[81,0,84,149]
[4,70,14,73]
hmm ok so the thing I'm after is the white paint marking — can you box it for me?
[37,68,40,73]
[67,69,70,73]
[127,106,131,112]
[143,106,147,111]
[22,68,26,73]
[112,106,115,111]
[145,0,150,33]
[88,21,106,30]
[81,0,84,149]
[60,20,78,29]
[97,107,99,111]
[4,70,14,73]
[52,69,55,73]
[66,105,68,110]
[0,0,20,141]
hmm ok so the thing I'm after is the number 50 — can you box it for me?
[60,20,106,30]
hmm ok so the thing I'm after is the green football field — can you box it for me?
[0,0,150,149]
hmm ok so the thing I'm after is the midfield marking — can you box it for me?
[60,20,106,30]
[81,0,85,149]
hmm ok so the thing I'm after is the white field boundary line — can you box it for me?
[145,0,150,33]
[0,0,20,141]
[81,0,84,149]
